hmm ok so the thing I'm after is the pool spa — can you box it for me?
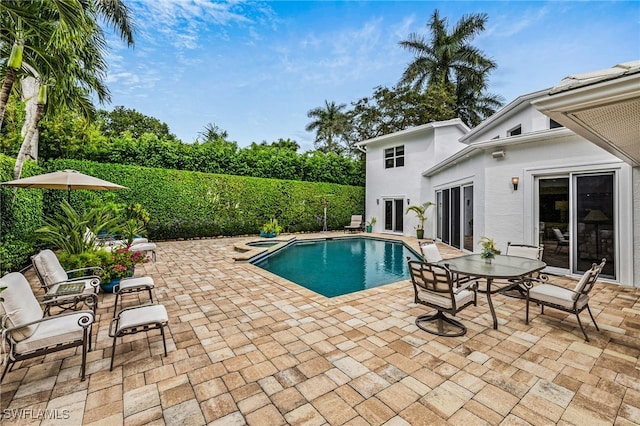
[252,237,420,297]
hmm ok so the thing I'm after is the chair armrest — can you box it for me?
[2,310,94,342]
[50,275,101,289]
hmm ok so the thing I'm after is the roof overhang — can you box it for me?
[533,61,640,167]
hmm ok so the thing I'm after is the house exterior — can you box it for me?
[357,63,638,286]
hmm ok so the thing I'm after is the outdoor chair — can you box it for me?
[420,242,476,287]
[0,272,94,382]
[407,258,477,337]
[31,249,100,314]
[499,242,548,299]
[344,215,364,233]
[525,258,606,341]
[552,228,569,253]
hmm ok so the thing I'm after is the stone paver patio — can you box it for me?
[2,232,640,425]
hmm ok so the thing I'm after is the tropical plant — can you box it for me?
[398,9,502,127]
[367,217,377,226]
[478,236,501,259]
[35,201,117,255]
[305,100,349,154]
[260,218,283,236]
[405,201,435,230]
[3,0,136,180]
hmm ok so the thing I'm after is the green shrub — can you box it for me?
[43,159,365,240]
[0,154,44,273]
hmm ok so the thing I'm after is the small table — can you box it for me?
[437,254,546,330]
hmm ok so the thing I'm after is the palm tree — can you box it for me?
[305,100,349,154]
[7,0,136,179]
[399,9,501,126]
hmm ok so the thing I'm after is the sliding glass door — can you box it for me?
[437,185,473,250]
[537,172,615,279]
[384,199,404,233]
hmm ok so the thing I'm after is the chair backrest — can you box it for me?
[0,272,43,341]
[407,259,453,295]
[350,215,363,226]
[506,242,543,261]
[574,258,606,295]
[32,249,68,289]
[420,242,443,263]
[553,228,567,242]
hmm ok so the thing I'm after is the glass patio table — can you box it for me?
[437,254,546,330]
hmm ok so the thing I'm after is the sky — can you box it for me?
[104,1,640,151]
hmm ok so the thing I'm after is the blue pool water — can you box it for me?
[254,237,420,297]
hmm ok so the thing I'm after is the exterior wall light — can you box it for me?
[376,199,379,205]
[512,177,519,191]
[407,199,410,205]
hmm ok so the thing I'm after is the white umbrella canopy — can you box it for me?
[1,169,127,202]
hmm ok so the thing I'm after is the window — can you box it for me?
[550,119,563,129]
[508,125,522,136]
[384,145,404,169]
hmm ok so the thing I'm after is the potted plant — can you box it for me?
[405,201,434,239]
[260,218,282,238]
[365,217,376,233]
[478,236,501,263]
[98,246,150,292]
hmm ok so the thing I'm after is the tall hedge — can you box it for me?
[0,154,44,273]
[43,160,365,240]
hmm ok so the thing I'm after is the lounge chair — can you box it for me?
[344,215,364,233]
[407,258,477,337]
[552,228,569,253]
[0,272,94,382]
[525,258,605,341]
[31,249,100,314]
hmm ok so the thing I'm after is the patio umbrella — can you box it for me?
[1,169,127,202]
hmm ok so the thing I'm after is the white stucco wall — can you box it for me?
[361,122,467,235]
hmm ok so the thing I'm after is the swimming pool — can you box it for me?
[253,237,420,297]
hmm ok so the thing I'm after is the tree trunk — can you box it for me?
[0,67,18,131]
[14,102,44,179]
[21,77,40,159]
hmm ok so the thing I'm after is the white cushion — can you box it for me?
[33,249,68,287]
[14,311,92,354]
[117,305,168,333]
[129,243,156,253]
[529,284,588,310]
[0,272,43,341]
[420,243,442,263]
[417,288,474,310]
[507,245,539,260]
[116,276,154,293]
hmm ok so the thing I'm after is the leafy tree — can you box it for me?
[97,106,176,140]
[305,100,349,154]
[347,84,456,146]
[399,9,502,127]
